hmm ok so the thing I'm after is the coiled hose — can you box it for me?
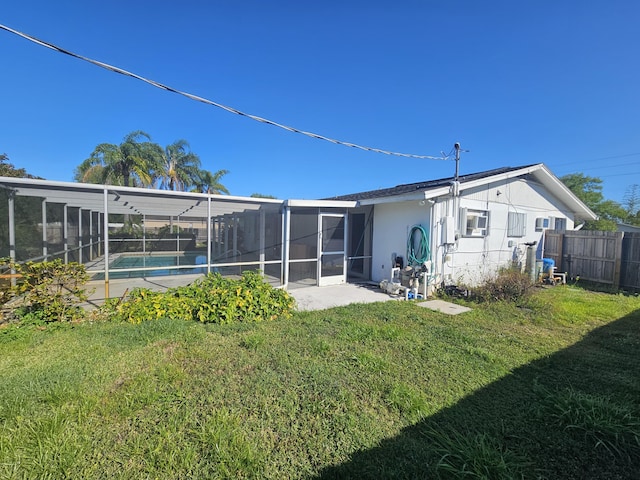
[407,225,430,265]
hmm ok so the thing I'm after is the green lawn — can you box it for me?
[1,286,639,479]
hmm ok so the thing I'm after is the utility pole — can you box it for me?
[454,142,461,182]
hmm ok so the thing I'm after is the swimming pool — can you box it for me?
[93,253,208,279]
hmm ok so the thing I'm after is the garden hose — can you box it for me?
[407,225,430,266]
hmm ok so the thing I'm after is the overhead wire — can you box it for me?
[550,152,640,169]
[0,23,450,162]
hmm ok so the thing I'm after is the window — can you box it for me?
[507,212,526,237]
[535,217,550,231]
[553,217,566,231]
[460,208,489,237]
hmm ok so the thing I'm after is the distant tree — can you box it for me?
[0,153,41,179]
[157,140,202,191]
[0,154,45,259]
[560,173,605,206]
[250,193,278,199]
[191,169,230,194]
[73,158,104,184]
[622,184,639,217]
[75,131,162,187]
[560,173,627,231]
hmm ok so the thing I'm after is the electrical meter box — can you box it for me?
[441,216,456,245]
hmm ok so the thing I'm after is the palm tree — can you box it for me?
[74,157,105,184]
[158,140,202,191]
[191,169,230,194]
[76,131,162,187]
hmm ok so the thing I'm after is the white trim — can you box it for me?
[285,199,356,208]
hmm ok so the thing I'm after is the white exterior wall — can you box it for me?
[371,200,432,283]
[448,178,575,285]
[369,177,579,288]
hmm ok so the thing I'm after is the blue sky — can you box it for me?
[1,1,639,203]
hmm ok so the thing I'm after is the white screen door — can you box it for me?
[318,213,346,286]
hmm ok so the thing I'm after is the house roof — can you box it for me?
[326,165,535,201]
[326,163,598,221]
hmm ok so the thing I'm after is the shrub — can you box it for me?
[470,268,533,303]
[104,271,295,324]
[0,258,89,322]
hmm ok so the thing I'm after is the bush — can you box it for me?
[1,258,89,322]
[103,271,295,324]
[470,268,533,303]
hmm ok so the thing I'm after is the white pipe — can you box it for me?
[78,208,83,264]
[259,209,266,275]
[103,188,110,299]
[282,205,291,289]
[42,199,48,260]
[88,209,93,261]
[63,204,68,264]
[8,194,16,286]
[206,196,212,275]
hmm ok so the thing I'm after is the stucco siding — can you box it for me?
[451,178,575,285]
[371,201,431,283]
[367,176,580,287]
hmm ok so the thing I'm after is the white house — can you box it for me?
[328,163,597,288]
[0,163,597,294]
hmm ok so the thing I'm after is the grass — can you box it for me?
[0,285,639,478]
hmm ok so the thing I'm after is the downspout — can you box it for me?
[443,181,460,287]
[426,197,437,297]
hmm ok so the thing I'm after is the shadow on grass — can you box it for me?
[316,310,640,479]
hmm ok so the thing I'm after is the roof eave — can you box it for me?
[531,165,598,221]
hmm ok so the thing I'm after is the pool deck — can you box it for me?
[84,275,471,314]
[82,254,459,313]
[84,274,400,312]
[84,273,204,308]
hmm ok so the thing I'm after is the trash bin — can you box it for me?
[542,258,555,274]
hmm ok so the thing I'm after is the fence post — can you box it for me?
[557,231,565,272]
[613,232,624,289]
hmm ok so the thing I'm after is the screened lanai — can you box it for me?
[0,177,370,297]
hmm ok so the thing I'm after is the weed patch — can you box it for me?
[467,268,533,303]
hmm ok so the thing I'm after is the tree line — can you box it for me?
[74,131,229,194]
[559,173,639,231]
[2,149,639,230]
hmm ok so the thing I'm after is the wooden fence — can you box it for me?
[544,230,640,290]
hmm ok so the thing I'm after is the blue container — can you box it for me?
[542,258,555,273]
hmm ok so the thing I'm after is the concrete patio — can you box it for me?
[84,275,400,311]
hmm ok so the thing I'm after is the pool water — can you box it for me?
[93,254,208,279]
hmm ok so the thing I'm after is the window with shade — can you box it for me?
[507,212,526,237]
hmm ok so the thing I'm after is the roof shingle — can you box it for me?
[324,165,538,201]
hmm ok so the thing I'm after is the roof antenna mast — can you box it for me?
[453,142,469,182]
[454,143,461,182]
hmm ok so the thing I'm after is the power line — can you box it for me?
[549,152,640,169]
[598,172,640,179]
[0,23,450,162]
[553,160,640,173]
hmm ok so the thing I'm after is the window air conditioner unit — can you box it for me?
[535,217,549,230]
